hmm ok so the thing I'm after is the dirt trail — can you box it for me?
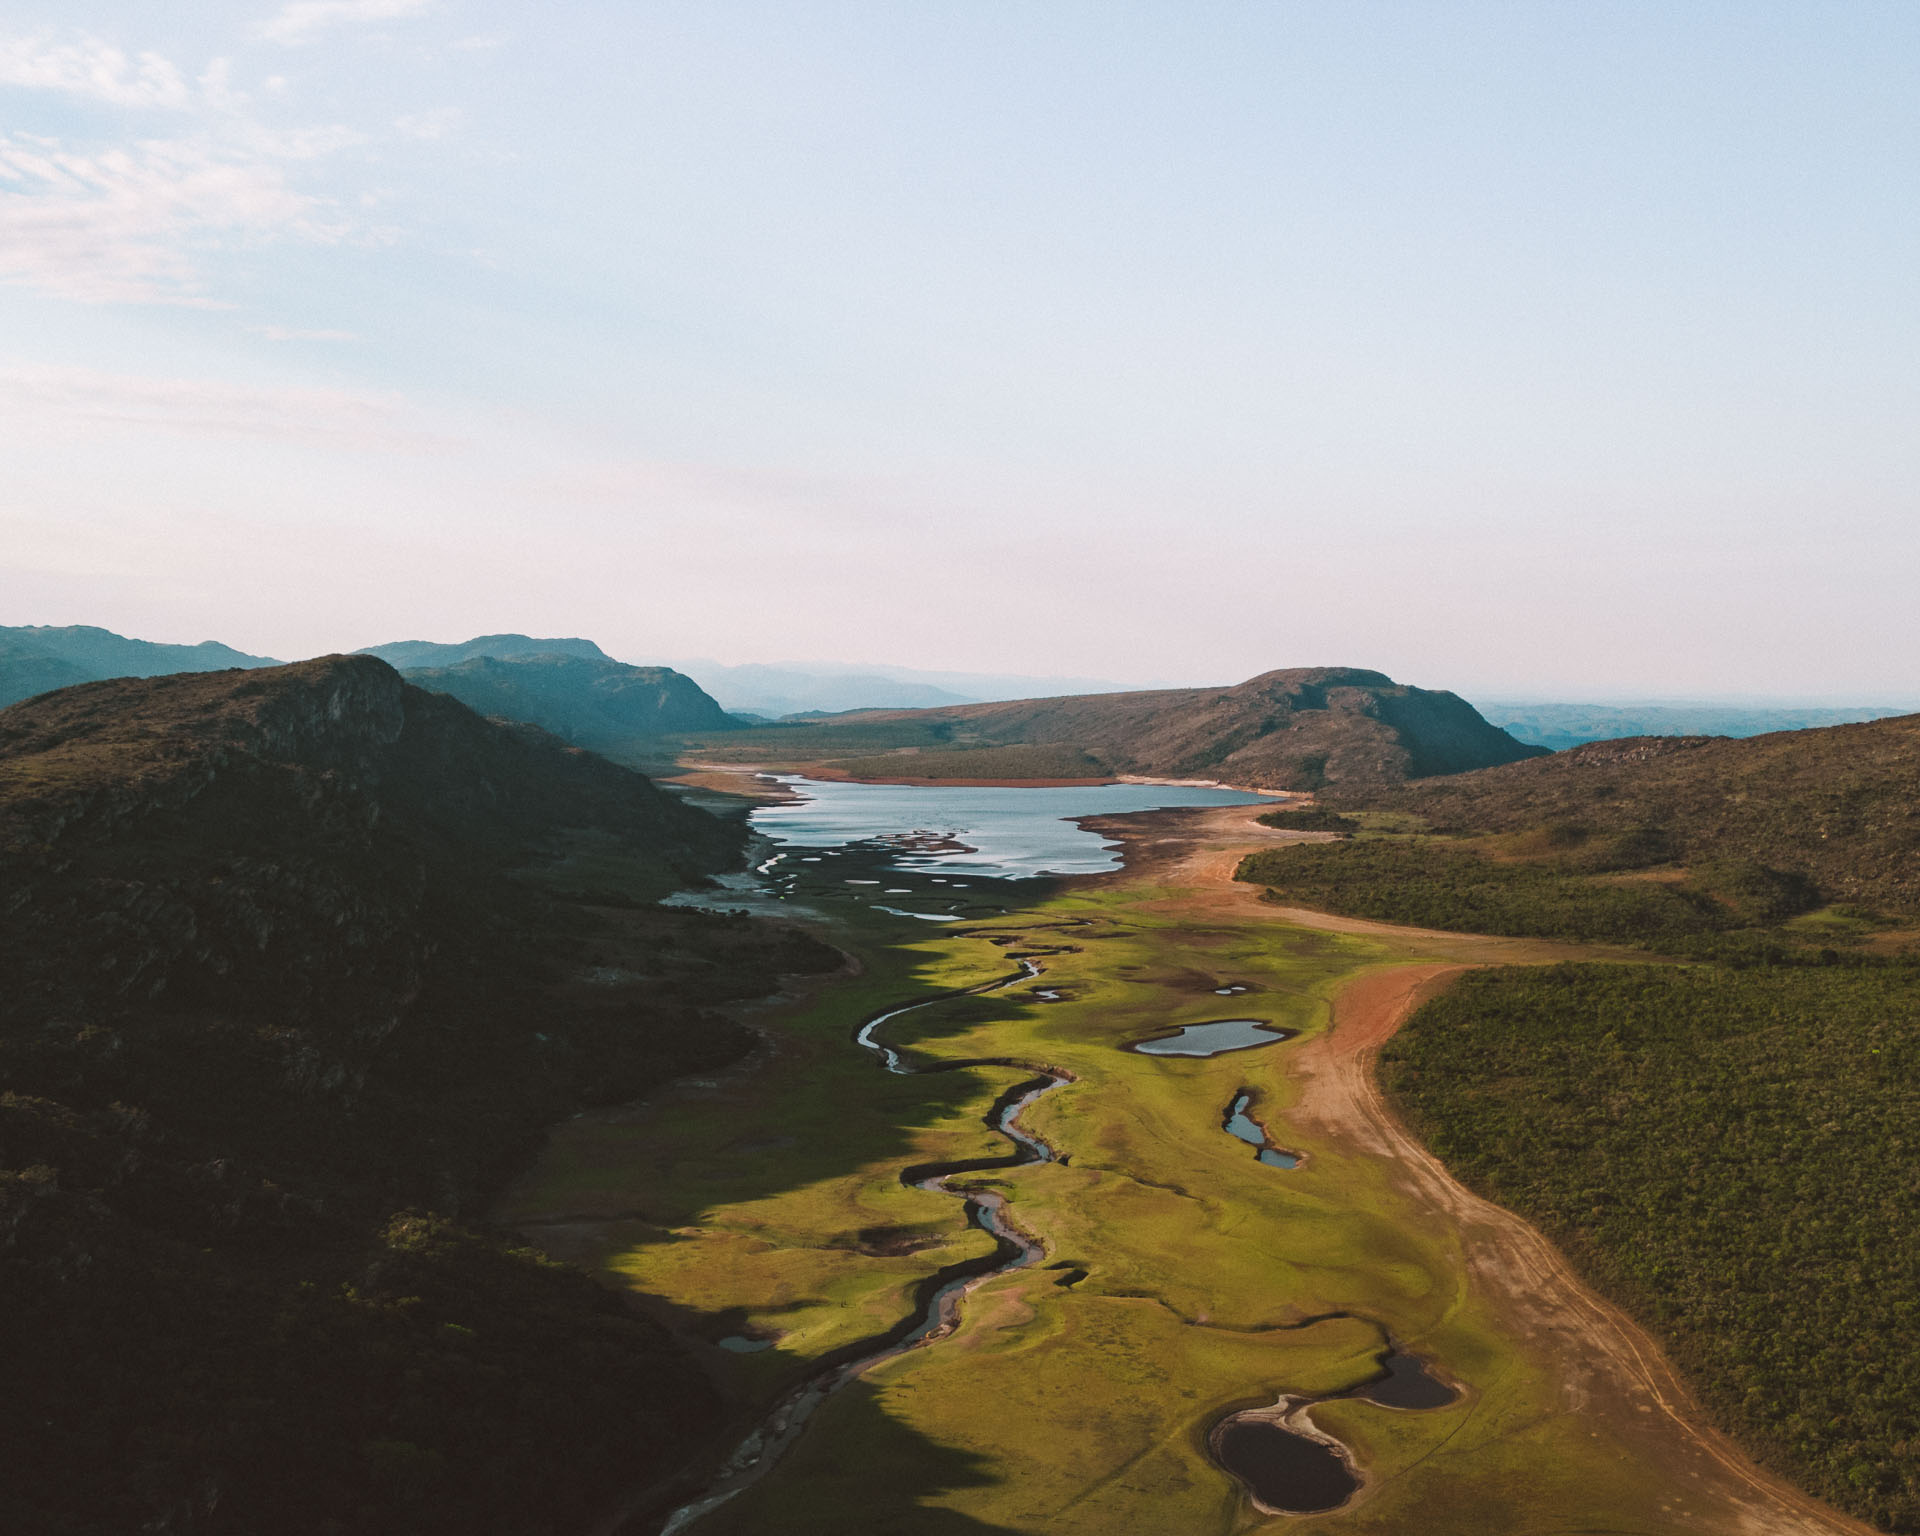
[1113,802,1876,1536]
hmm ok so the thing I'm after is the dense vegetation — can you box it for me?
[1381,963,1920,1531]
[1332,718,1920,916]
[1231,837,1847,954]
[1254,806,1361,834]
[0,658,837,1535]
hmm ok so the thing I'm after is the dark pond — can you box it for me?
[715,1335,775,1354]
[1222,1092,1300,1168]
[1131,1019,1293,1057]
[1213,1419,1357,1512]
[1350,1351,1457,1409]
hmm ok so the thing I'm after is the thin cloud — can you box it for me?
[0,133,347,305]
[0,31,194,108]
[258,0,435,46]
[257,325,360,341]
[393,108,459,141]
[0,362,446,451]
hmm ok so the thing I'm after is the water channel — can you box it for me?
[647,777,1458,1529]
[655,956,1072,1534]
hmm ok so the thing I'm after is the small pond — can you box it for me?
[1222,1092,1300,1168]
[1213,1419,1357,1513]
[1350,1351,1457,1410]
[1131,1019,1294,1057]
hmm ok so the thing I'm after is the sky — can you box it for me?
[3,1,1918,700]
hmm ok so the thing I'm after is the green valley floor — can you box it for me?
[498,804,1870,1536]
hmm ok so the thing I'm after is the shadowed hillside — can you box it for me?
[0,656,835,1536]
[698,667,1543,790]
[403,652,735,746]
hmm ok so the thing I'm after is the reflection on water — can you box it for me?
[1222,1092,1301,1168]
[1132,1019,1294,1057]
[750,776,1269,879]
[715,1335,775,1354]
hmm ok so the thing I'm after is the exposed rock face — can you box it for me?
[402,652,735,745]
[843,666,1543,789]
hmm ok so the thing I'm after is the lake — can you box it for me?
[749,776,1271,879]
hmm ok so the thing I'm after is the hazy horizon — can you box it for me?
[5,3,1919,699]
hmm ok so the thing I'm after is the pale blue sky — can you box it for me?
[3,2,1917,697]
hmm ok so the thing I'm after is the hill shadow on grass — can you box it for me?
[659,1378,1028,1536]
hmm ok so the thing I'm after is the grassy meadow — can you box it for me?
[502,874,1737,1534]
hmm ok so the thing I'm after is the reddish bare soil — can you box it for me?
[1115,802,1876,1536]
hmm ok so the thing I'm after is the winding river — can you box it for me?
[655,954,1073,1534]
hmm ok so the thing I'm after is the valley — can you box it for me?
[502,788,1877,1536]
[2,640,1910,1534]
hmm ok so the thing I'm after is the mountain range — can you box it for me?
[671,658,1140,718]
[0,623,279,707]
[1480,699,1913,750]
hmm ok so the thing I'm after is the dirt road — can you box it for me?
[1110,802,1875,1536]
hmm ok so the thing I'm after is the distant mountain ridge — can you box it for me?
[680,661,977,718]
[357,633,612,669]
[674,658,1141,718]
[814,667,1544,789]
[1481,699,1911,751]
[402,652,734,744]
[0,623,279,707]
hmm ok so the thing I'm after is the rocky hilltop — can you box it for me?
[834,666,1543,789]
[0,655,832,1535]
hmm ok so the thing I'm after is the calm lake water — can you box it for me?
[749,776,1270,879]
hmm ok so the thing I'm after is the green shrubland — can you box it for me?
[1382,963,1920,1530]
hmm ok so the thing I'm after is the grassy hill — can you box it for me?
[1237,712,1920,1529]
[687,666,1543,790]
[0,656,834,1536]
[1329,715,1920,916]
[402,652,735,748]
